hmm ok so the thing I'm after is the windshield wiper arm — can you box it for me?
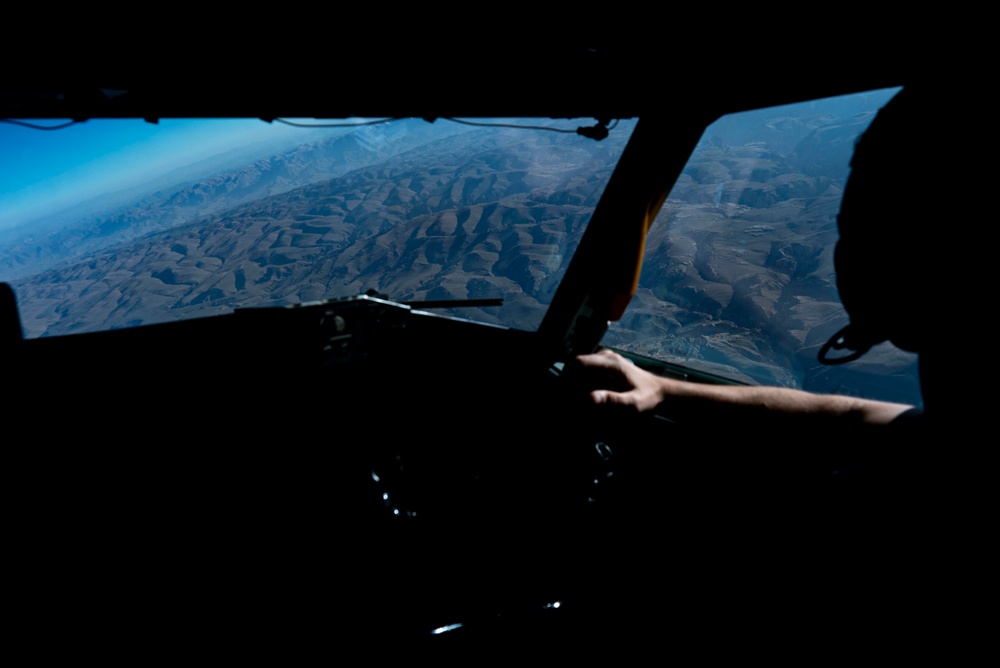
[402,298,503,309]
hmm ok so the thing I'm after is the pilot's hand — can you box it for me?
[571,349,666,414]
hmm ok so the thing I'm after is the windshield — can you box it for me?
[2,88,919,407]
[0,116,636,337]
[602,86,920,406]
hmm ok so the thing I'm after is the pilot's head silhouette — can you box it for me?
[821,81,943,364]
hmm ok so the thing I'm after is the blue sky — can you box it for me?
[0,117,314,230]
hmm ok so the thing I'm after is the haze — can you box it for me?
[0,117,333,230]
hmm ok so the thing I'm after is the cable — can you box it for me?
[270,116,620,141]
[3,116,623,140]
[269,117,399,128]
[448,117,620,141]
[441,117,579,133]
[0,118,81,130]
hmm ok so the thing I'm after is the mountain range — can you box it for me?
[5,118,621,338]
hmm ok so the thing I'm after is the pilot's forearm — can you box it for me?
[655,379,914,426]
[576,350,915,427]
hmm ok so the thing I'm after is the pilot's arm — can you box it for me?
[572,349,914,427]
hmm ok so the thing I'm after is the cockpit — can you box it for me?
[1,45,925,655]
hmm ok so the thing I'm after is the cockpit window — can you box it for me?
[0,116,636,338]
[601,87,920,406]
[2,91,918,407]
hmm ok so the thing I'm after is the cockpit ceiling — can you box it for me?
[2,42,921,122]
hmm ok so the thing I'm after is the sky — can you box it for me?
[0,117,321,230]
